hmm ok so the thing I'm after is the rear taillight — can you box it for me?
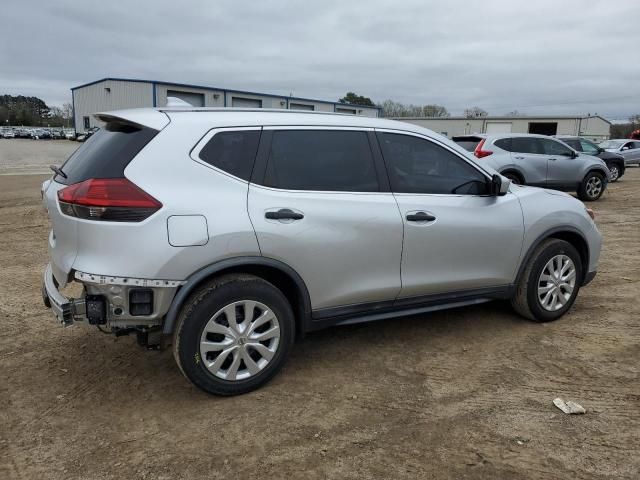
[57,178,162,222]
[474,139,493,158]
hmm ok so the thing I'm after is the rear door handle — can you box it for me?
[406,212,436,222]
[265,209,304,220]
[549,158,557,161]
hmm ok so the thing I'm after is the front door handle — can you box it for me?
[549,158,557,161]
[406,212,436,222]
[265,209,304,220]
[514,156,525,160]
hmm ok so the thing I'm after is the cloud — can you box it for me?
[1,0,638,119]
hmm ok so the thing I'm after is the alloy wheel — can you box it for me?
[609,165,619,182]
[537,254,576,311]
[199,300,280,381]
[585,176,603,199]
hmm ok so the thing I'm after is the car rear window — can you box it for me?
[452,136,483,152]
[198,130,261,181]
[55,121,158,185]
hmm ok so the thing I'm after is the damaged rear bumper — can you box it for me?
[42,263,184,328]
[42,263,86,325]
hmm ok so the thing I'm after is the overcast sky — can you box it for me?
[1,0,638,120]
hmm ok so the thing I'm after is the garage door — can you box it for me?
[166,90,204,107]
[485,122,513,134]
[232,97,262,108]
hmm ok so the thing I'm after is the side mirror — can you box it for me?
[598,147,605,154]
[490,174,509,196]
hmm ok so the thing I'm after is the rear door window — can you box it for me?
[263,130,379,192]
[198,130,261,181]
[511,137,544,155]
[56,122,158,185]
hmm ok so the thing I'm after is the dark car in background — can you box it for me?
[555,136,625,182]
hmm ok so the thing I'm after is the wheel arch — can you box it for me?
[163,257,312,338]
[584,167,609,180]
[500,168,525,184]
[515,227,590,287]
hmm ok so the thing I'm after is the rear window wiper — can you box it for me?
[49,164,67,179]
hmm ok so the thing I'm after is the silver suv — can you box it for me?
[453,134,610,201]
[42,109,602,395]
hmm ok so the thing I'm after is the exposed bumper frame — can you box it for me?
[43,264,86,325]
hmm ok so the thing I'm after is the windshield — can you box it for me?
[600,140,625,149]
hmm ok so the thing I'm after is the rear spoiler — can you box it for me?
[94,109,170,131]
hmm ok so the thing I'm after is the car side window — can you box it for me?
[564,139,582,151]
[263,130,379,192]
[494,138,512,151]
[378,132,488,195]
[622,142,634,150]
[633,142,640,149]
[541,139,573,156]
[578,139,599,155]
[511,137,544,154]
[199,130,261,181]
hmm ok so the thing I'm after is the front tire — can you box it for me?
[502,171,523,185]
[577,171,605,201]
[511,239,582,322]
[606,162,621,182]
[173,274,295,396]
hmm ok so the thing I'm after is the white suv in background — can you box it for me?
[42,109,602,395]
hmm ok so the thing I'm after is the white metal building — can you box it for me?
[397,115,611,142]
[71,78,381,132]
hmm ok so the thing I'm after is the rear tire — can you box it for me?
[511,239,582,322]
[577,171,605,201]
[173,274,295,396]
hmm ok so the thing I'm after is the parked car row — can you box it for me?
[0,127,77,140]
[452,133,638,201]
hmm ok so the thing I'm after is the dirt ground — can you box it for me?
[0,139,78,175]
[1,165,639,479]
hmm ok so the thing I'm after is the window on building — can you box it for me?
[289,102,314,111]
[198,130,261,181]
[335,107,357,115]
[378,133,488,195]
[263,130,378,192]
[231,97,262,108]
[83,116,90,129]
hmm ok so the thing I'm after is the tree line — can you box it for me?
[0,95,73,127]
[339,92,487,118]
[610,115,640,139]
